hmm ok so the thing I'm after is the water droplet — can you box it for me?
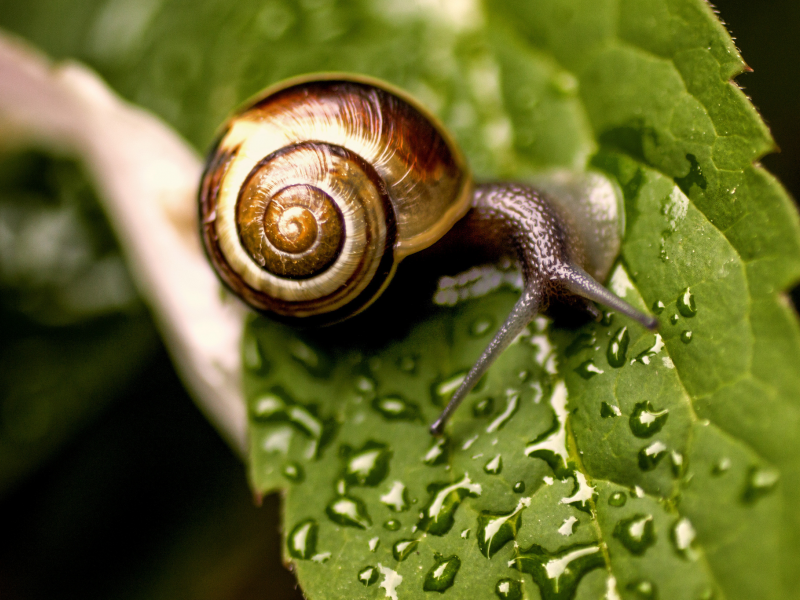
[287,519,318,559]
[565,332,596,357]
[311,552,330,563]
[525,382,570,478]
[575,359,604,379]
[288,338,332,377]
[681,330,693,343]
[608,491,627,507]
[417,474,482,536]
[470,316,495,337]
[461,528,470,539]
[243,333,266,371]
[558,516,578,536]
[423,553,461,592]
[484,454,503,475]
[355,375,376,396]
[742,465,780,504]
[432,371,468,406]
[677,287,697,317]
[652,300,665,314]
[392,538,419,561]
[477,497,531,557]
[326,495,372,529]
[378,564,403,600]
[670,451,685,478]
[513,481,526,493]
[384,519,401,531]
[638,441,668,471]
[632,485,645,498]
[607,327,629,368]
[358,565,379,586]
[670,313,680,325]
[495,578,523,600]
[613,514,656,555]
[380,481,409,512]
[711,457,731,476]
[671,517,697,560]
[601,311,614,326]
[397,355,417,373]
[250,387,334,457]
[423,437,450,466]
[486,389,520,432]
[626,580,657,599]
[629,402,669,438]
[601,402,621,418]
[372,395,421,421]
[560,472,595,512]
[632,334,665,366]
[282,462,304,482]
[343,441,391,487]
[512,543,603,600]
[369,537,380,552]
[473,397,495,417]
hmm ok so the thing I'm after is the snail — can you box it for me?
[199,74,657,435]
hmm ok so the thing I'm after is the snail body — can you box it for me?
[199,74,657,434]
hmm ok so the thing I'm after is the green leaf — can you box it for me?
[5,0,800,598]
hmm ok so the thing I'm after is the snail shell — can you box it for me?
[199,74,472,324]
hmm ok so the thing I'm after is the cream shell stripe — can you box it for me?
[216,103,391,307]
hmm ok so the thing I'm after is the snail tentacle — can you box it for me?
[430,182,657,434]
[430,286,542,435]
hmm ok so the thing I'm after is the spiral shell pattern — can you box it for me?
[200,76,472,323]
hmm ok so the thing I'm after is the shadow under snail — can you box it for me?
[199,74,658,435]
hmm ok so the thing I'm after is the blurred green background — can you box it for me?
[0,1,797,599]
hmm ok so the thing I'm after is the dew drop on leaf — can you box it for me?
[423,437,450,466]
[431,371,468,406]
[601,311,614,326]
[608,491,627,507]
[417,474,482,536]
[384,519,401,531]
[287,519,318,560]
[613,514,656,555]
[470,316,495,337]
[495,578,523,600]
[369,537,380,552]
[670,314,680,325]
[513,481,525,493]
[601,402,621,418]
[423,553,461,592]
[282,462,303,482]
[484,454,503,475]
[325,495,372,529]
[288,338,332,377]
[575,359,604,379]
[358,565,379,586]
[626,579,657,599]
[670,451,685,478]
[607,326,629,367]
[380,481,409,512]
[742,466,780,504]
[486,389,520,432]
[680,330,693,343]
[476,497,530,557]
[392,538,419,561]
[397,355,417,373]
[711,457,731,476]
[512,542,604,600]
[670,517,697,560]
[473,397,495,417]
[629,402,669,438]
[638,441,669,471]
[652,300,665,314]
[343,441,392,487]
[677,287,698,317]
[372,395,421,421]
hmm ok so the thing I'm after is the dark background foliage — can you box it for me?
[0,1,797,599]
